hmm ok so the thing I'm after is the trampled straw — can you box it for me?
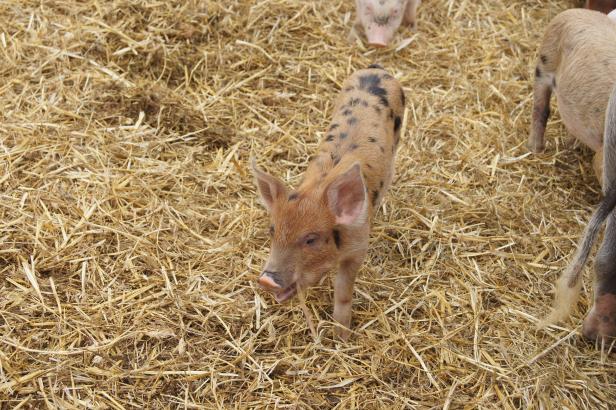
[0,0,614,408]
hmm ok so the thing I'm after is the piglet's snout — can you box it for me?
[258,272,282,291]
[368,40,387,48]
[366,26,393,47]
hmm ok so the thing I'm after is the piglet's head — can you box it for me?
[359,0,405,47]
[252,160,367,303]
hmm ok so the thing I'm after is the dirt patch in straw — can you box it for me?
[84,80,228,147]
[0,0,614,408]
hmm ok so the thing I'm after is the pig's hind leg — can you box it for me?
[582,215,616,341]
[583,110,616,341]
[403,0,421,30]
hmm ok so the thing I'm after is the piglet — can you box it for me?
[252,65,405,339]
[528,8,616,185]
[350,0,421,47]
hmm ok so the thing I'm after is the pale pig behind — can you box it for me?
[252,65,405,339]
[528,9,616,186]
[350,0,421,47]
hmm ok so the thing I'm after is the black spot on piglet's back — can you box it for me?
[359,74,389,106]
[394,116,401,133]
[359,74,381,90]
[376,94,389,107]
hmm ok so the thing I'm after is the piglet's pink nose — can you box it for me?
[258,274,281,290]
[369,42,387,48]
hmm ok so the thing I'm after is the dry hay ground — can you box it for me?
[0,0,615,408]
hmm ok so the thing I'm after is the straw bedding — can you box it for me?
[1,0,614,408]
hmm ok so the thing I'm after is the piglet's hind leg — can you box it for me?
[582,216,616,341]
[583,130,616,340]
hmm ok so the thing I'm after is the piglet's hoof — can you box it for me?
[582,293,616,341]
[335,326,351,341]
[527,139,545,154]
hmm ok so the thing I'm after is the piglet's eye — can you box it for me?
[304,233,319,246]
[269,225,275,236]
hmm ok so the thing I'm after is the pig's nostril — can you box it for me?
[258,274,282,290]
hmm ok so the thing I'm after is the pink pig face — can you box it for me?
[357,0,406,47]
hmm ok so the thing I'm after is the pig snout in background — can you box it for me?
[351,0,421,47]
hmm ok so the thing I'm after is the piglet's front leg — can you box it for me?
[403,0,421,31]
[348,18,362,44]
[333,252,366,340]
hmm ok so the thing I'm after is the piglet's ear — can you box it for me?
[326,163,367,226]
[251,158,287,212]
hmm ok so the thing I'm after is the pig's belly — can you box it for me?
[556,96,603,152]
[554,76,605,152]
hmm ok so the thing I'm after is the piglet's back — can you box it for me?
[544,9,616,65]
[539,9,616,148]
[302,66,405,213]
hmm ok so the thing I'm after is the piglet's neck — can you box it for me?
[302,154,363,188]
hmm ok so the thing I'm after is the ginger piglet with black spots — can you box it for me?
[251,65,405,340]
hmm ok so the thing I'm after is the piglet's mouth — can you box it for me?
[274,283,297,303]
